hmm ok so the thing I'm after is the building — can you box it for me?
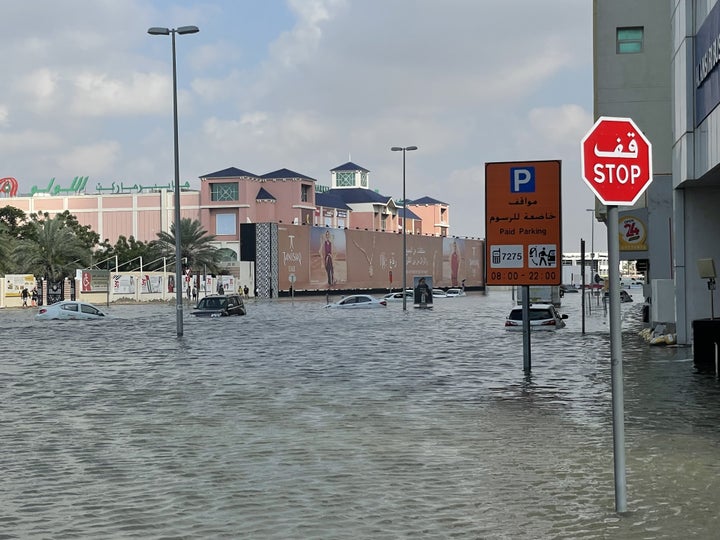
[593,1,720,345]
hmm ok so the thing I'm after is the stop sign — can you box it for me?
[581,116,652,205]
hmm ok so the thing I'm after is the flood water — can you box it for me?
[1,289,719,539]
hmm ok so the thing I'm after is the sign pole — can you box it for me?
[607,205,627,512]
[522,285,531,372]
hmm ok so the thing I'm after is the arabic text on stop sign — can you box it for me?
[592,163,642,184]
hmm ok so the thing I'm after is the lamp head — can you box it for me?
[148,27,170,35]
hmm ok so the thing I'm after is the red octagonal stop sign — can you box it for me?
[581,116,653,206]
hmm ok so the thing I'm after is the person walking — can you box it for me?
[31,287,38,307]
[21,287,29,307]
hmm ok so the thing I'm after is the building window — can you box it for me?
[216,213,236,236]
[616,27,643,54]
[360,172,368,187]
[210,182,238,201]
[336,171,354,187]
[301,184,311,202]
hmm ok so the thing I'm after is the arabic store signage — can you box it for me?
[485,160,562,287]
[0,176,194,197]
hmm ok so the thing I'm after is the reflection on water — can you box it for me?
[1,291,718,539]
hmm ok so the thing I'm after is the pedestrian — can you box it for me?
[217,282,224,295]
[31,287,38,307]
[243,285,249,298]
[21,287,29,307]
[186,283,192,300]
[192,285,197,302]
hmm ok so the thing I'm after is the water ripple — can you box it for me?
[0,291,717,538]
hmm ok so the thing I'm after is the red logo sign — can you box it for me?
[581,116,652,205]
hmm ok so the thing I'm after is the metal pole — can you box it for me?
[522,285,531,372]
[171,30,184,337]
[581,239,586,335]
[608,205,627,512]
[402,149,407,311]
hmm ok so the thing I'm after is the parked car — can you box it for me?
[326,294,387,309]
[504,303,568,331]
[432,289,447,298]
[192,294,246,317]
[383,290,414,302]
[35,301,107,321]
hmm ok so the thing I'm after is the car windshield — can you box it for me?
[200,298,225,309]
[509,308,554,321]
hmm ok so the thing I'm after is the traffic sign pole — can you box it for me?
[607,205,627,513]
[581,116,649,515]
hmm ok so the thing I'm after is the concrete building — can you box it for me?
[594,1,720,347]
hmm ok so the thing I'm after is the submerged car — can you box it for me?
[326,294,387,309]
[445,288,466,297]
[383,290,414,302]
[192,294,246,317]
[505,303,568,331]
[36,300,107,321]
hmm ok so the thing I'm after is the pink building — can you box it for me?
[2,161,449,259]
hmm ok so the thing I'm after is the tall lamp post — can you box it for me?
[391,146,418,311]
[148,25,199,337]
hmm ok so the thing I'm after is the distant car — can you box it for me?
[192,294,246,317]
[505,303,568,331]
[604,290,634,303]
[326,294,387,309]
[35,300,107,321]
[383,290,414,302]
[432,289,447,298]
[445,288,466,297]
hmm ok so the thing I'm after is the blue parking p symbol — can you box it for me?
[510,167,535,193]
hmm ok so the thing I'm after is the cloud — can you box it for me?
[57,141,121,175]
[70,71,173,116]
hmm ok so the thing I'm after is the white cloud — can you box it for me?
[70,71,172,116]
[57,141,121,175]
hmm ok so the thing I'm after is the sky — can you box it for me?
[0,0,605,252]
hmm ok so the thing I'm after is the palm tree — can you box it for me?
[12,215,91,280]
[153,218,221,273]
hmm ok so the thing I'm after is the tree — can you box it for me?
[94,235,160,271]
[152,218,220,274]
[12,215,92,280]
[0,205,33,239]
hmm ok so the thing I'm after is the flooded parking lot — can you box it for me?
[1,290,718,538]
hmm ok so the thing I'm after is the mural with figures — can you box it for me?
[275,224,484,292]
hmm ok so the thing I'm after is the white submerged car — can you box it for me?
[505,303,568,331]
[36,301,108,321]
[326,294,387,309]
[445,288,466,297]
[383,290,414,302]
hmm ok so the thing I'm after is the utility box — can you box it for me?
[651,279,675,324]
[692,319,720,372]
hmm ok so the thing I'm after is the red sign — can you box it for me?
[581,116,652,205]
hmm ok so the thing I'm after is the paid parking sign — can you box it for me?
[485,160,562,286]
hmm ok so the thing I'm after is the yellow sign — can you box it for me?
[619,215,647,251]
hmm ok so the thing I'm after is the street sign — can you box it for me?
[581,116,652,206]
[485,160,562,286]
[289,273,296,284]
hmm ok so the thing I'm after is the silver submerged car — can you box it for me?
[35,301,107,321]
[326,294,387,309]
[505,303,568,331]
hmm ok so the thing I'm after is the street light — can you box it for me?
[148,25,199,337]
[391,145,418,311]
